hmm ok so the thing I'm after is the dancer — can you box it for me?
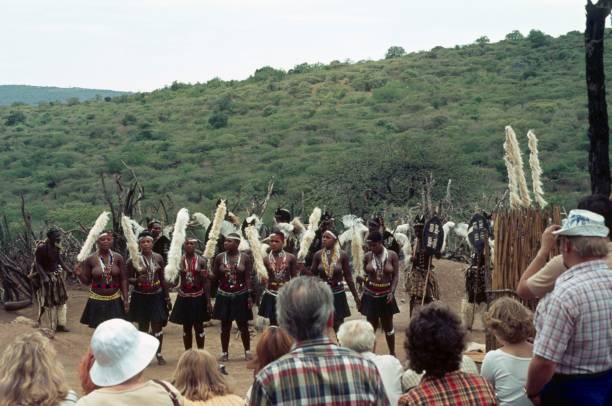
[367,216,401,255]
[127,230,171,365]
[169,237,212,350]
[212,232,253,361]
[78,231,129,328]
[259,230,298,326]
[310,229,360,331]
[406,219,439,316]
[361,231,400,355]
[148,219,171,263]
[31,228,72,332]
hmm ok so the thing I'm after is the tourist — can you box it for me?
[173,349,243,406]
[337,320,403,406]
[249,276,389,405]
[398,303,496,405]
[78,347,97,395]
[481,297,534,406]
[0,331,78,406]
[525,209,612,405]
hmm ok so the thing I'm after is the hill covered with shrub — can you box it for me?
[0,29,603,229]
[0,85,128,107]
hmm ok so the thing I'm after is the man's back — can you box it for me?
[534,260,612,374]
[249,338,389,406]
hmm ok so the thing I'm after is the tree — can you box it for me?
[208,111,228,129]
[505,30,524,41]
[527,29,549,47]
[585,0,612,196]
[385,46,406,59]
[5,111,26,126]
[475,36,490,45]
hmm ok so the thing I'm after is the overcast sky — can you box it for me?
[0,0,585,92]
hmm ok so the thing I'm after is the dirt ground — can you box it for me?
[0,259,485,398]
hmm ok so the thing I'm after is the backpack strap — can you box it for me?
[153,379,181,406]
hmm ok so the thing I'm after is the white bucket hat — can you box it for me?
[553,209,609,238]
[89,318,159,387]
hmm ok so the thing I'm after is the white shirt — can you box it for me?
[480,349,533,406]
[362,352,403,406]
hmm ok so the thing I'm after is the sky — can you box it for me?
[0,0,585,92]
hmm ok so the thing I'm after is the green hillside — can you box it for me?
[0,85,128,106]
[0,30,605,229]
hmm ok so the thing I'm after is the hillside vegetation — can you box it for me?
[0,85,128,106]
[0,30,605,229]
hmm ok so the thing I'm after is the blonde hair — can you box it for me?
[484,297,535,344]
[172,349,233,401]
[0,331,69,406]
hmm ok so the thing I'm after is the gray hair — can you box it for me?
[337,320,376,353]
[276,276,333,341]
[566,236,609,258]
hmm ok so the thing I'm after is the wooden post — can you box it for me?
[585,1,612,196]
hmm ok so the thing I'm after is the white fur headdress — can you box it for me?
[191,212,211,230]
[77,211,110,262]
[527,130,547,208]
[121,214,142,272]
[203,200,227,260]
[297,207,322,261]
[245,225,268,282]
[504,126,531,208]
[165,208,190,283]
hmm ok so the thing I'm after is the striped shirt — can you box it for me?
[533,259,612,374]
[398,371,497,406]
[249,337,389,406]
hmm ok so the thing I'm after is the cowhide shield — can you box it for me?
[468,213,490,254]
[422,216,444,256]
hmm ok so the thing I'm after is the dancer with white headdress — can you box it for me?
[258,229,298,326]
[310,228,361,332]
[212,232,253,361]
[126,230,171,365]
[361,230,400,355]
[169,236,212,350]
[77,213,129,328]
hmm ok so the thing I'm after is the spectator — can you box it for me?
[172,349,243,406]
[0,331,78,406]
[398,303,497,406]
[481,297,534,406]
[337,320,403,406]
[78,348,97,395]
[76,318,183,405]
[517,194,612,300]
[525,210,612,405]
[249,276,389,405]
[245,326,293,402]
[400,354,479,392]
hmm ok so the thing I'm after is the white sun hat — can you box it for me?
[89,318,159,387]
[553,209,609,238]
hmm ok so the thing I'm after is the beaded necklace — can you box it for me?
[222,252,241,287]
[268,250,287,281]
[140,253,156,286]
[372,247,388,281]
[184,255,198,288]
[321,248,339,279]
[98,251,114,285]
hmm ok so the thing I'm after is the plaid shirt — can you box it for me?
[398,371,497,406]
[533,259,612,374]
[249,337,390,406]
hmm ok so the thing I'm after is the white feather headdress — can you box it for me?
[297,207,322,261]
[527,130,547,208]
[77,212,110,262]
[192,212,211,230]
[508,126,531,207]
[203,200,227,260]
[121,214,142,272]
[245,225,268,282]
[165,208,190,283]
